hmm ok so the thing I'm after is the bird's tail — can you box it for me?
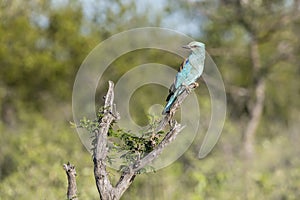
[162,87,184,115]
[162,94,176,115]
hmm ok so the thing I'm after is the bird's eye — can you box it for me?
[192,45,198,48]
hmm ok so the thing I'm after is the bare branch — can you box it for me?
[93,81,119,200]
[113,84,194,197]
[114,171,136,198]
[74,81,193,200]
[113,121,184,198]
[133,121,184,172]
[94,81,117,160]
[63,162,78,200]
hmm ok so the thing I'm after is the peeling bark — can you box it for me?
[93,81,118,200]
[63,162,78,200]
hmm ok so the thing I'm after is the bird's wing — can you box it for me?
[174,58,190,88]
[178,58,189,73]
[166,57,188,101]
[174,59,193,89]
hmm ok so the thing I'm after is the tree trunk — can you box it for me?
[243,37,266,159]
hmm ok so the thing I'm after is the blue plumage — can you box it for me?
[162,41,206,114]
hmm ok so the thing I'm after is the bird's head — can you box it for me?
[182,41,205,53]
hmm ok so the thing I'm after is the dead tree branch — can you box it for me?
[65,80,193,200]
[93,81,120,200]
[63,162,78,200]
[96,81,193,199]
[113,119,185,198]
[133,121,184,172]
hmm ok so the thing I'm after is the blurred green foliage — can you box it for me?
[0,0,300,199]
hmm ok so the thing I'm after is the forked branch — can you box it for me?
[64,81,195,200]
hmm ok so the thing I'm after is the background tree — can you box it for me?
[1,0,300,199]
[166,0,300,198]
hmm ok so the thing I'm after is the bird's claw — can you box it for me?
[181,83,191,94]
[181,82,198,94]
[190,82,199,89]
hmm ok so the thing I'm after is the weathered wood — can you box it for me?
[112,84,193,198]
[63,162,78,200]
[133,121,184,172]
[112,121,185,198]
[93,81,119,200]
[64,81,194,200]
[114,171,136,198]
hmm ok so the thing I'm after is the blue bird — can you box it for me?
[162,41,206,114]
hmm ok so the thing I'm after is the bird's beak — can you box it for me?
[182,45,191,49]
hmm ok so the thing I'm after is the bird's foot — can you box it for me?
[169,119,176,127]
[182,82,198,94]
[189,82,199,89]
[181,83,192,94]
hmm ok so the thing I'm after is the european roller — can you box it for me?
[162,41,205,114]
